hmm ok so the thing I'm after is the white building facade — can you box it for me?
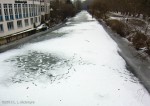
[0,0,50,37]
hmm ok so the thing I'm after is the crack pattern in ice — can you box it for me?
[4,51,67,83]
[4,51,93,84]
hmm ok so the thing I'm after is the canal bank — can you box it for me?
[0,23,66,53]
[99,20,150,93]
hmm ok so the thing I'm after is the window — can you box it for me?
[24,19,29,26]
[35,17,37,23]
[4,4,14,21]
[45,6,48,13]
[32,4,34,16]
[43,6,45,12]
[30,18,33,25]
[17,20,22,28]
[7,22,14,30]
[0,4,3,21]
[29,4,32,17]
[14,4,17,16]
[22,4,29,18]
[41,6,44,12]
[39,16,40,22]
[18,4,22,19]
[37,5,38,16]
[23,4,25,18]
[4,4,9,21]
[41,6,42,12]
[14,4,18,19]
[38,5,40,15]
[34,5,36,16]
[8,4,14,20]
[0,24,4,32]
[25,4,28,17]
[35,5,37,16]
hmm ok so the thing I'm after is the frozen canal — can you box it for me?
[0,11,150,106]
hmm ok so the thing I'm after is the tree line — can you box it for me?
[87,0,150,55]
[50,0,82,25]
[88,0,150,18]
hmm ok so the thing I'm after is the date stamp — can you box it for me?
[1,100,35,105]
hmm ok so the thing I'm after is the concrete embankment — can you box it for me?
[100,20,150,93]
[0,23,66,53]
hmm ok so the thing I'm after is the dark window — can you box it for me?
[17,20,22,28]
[4,4,9,21]
[8,4,14,20]
[14,4,19,19]
[7,22,14,30]
[35,17,37,23]
[24,19,29,26]
[0,4,3,21]
[30,18,33,25]
[18,4,22,19]
[0,24,4,32]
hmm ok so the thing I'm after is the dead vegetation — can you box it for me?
[128,19,146,27]
[105,19,131,37]
[88,0,150,60]
[131,32,147,50]
[105,18,150,59]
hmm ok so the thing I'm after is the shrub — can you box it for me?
[128,19,146,27]
[145,37,150,55]
[145,49,150,55]
[132,31,147,50]
[106,19,129,37]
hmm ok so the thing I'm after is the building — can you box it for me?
[0,0,50,38]
[41,0,50,22]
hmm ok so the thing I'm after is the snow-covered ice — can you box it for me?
[0,11,150,106]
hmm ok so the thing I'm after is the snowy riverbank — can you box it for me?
[100,18,150,94]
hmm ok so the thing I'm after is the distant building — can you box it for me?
[41,0,50,22]
[0,0,50,37]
